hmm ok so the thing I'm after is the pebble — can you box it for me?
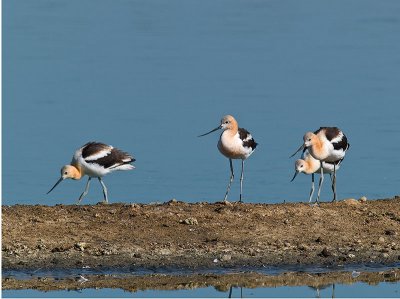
[213,258,219,263]
[382,253,390,258]
[343,198,361,206]
[379,237,385,243]
[385,230,396,236]
[283,219,289,225]
[159,248,172,255]
[74,242,87,252]
[167,199,177,205]
[180,217,198,225]
[221,254,232,261]
[321,247,331,257]
[297,244,309,251]
[359,196,367,203]
[348,253,356,258]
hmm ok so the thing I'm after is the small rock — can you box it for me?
[133,252,142,258]
[385,230,397,236]
[51,246,68,253]
[382,253,390,258]
[284,242,291,247]
[160,248,172,255]
[221,254,232,261]
[321,247,331,257]
[74,242,87,252]
[379,237,385,243]
[343,198,361,205]
[359,196,367,203]
[36,244,46,250]
[94,213,100,218]
[180,217,198,225]
[315,236,323,243]
[213,258,219,263]
[283,219,289,225]
[348,253,356,258]
[248,248,257,256]
[297,244,309,251]
[167,199,177,205]
[108,209,117,215]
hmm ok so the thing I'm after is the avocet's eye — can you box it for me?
[64,171,68,175]
[225,121,229,124]
[300,165,303,168]
[308,138,311,142]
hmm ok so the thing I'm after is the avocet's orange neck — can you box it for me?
[310,135,327,160]
[304,156,320,174]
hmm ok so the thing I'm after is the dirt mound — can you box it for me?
[2,196,400,270]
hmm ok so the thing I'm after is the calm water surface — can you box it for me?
[3,282,400,298]
[4,0,400,206]
[3,0,400,297]
[2,265,400,297]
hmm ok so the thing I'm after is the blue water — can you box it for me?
[2,265,400,297]
[3,0,400,296]
[3,0,400,206]
[3,282,400,298]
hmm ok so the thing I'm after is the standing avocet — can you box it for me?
[291,149,342,203]
[47,142,135,204]
[198,115,258,202]
[291,127,349,202]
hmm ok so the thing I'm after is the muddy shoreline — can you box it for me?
[2,196,400,271]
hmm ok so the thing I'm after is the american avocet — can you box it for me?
[291,127,349,202]
[47,142,135,204]
[198,115,258,202]
[291,149,342,203]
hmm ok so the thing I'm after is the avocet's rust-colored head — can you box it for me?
[291,159,306,182]
[198,115,238,137]
[47,165,82,195]
[303,132,318,148]
[290,131,318,158]
[220,115,238,131]
[295,159,307,173]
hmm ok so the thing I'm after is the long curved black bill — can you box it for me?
[198,126,221,137]
[290,144,304,158]
[47,177,63,194]
[291,171,299,182]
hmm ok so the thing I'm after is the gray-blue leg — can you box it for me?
[239,159,244,203]
[98,177,108,203]
[77,177,91,205]
[224,159,234,201]
[316,166,324,204]
[332,164,337,202]
[308,173,315,203]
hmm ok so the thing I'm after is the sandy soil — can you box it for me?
[2,196,400,270]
